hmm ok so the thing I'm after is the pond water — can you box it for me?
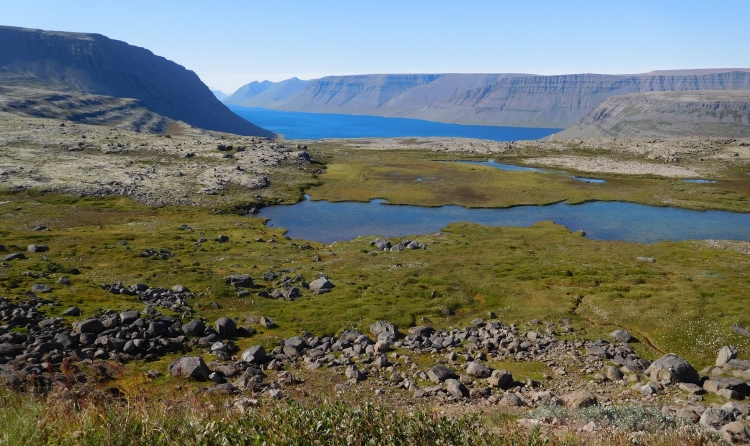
[255,195,750,244]
[456,160,605,183]
[682,179,717,184]
[229,106,561,141]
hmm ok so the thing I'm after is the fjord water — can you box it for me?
[229,106,561,141]
[256,196,750,244]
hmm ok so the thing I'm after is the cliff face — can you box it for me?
[237,70,750,128]
[552,90,750,139]
[0,26,273,137]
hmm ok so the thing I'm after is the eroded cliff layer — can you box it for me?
[0,25,273,137]
[235,70,750,128]
[553,90,750,139]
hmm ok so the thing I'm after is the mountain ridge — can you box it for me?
[0,25,273,137]
[228,71,750,128]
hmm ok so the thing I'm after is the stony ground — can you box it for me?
[0,113,317,206]
[318,135,750,178]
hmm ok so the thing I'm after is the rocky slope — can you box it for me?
[0,25,273,137]
[232,70,750,128]
[552,90,750,139]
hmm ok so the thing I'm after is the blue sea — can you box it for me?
[229,106,561,141]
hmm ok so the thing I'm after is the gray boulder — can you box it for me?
[427,365,458,383]
[215,317,237,338]
[645,353,700,384]
[168,356,210,381]
[62,306,82,316]
[704,377,750,397]
[1,253,25,261]
[31,284,52,293]
[27,245,49,253]
[370,320,398,341]
[487,369,514,389]
[119,310,140,325]
[241,345,267,364]
[224,274,254,288]
[147,321,168,337]
[74,319,105,334]
[408,326,435,337]
[182,319,206,336]
[345,365,365,382]
[260,316,278,328]
[284,336,308,351]
[700,408,735,431]
[309,277,334,293]
[561,390,598,408]
[610,329,632,343]
[720,421,750,444]
[499,392,525,407]
[445,379,469,398]
[466,361,492,378]
[370,238,392,251]
[717,346,738,367]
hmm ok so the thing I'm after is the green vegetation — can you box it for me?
[2,189,750,368]
[0,388,719,446]
[305,145,750,212]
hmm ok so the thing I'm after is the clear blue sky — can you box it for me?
[3,0,749,93]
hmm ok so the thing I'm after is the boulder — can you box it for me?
[374,340,390,353]
[645,353,700,384]
[309,277,334,293]
[30,284,52,294]
[704,377,750,397]
[147,322,168,337]
[215,317,237,338]
[168,356,210,381]
[119,310,140,325]
[732,324,750,338]
[466,361,492,378]
[171,285,189,293]
[610,329,632,343]
[408,326,435,337]
[561,390,598,408]
[370,320,398,341]
[284,336,308,351]
[427,365,457,383]
[717,346,738,367]
[499,392,525,407]
[74,319,105,334]
[1,253,25,261]
[720,421,750,444]
[182,319,205,336]
[345,365,365,382]
[370,238,392,251]
[241,345,267,364]
[62,306,82,316]
[260,316,278,328]
[224,274,254,288]
[27,245,49,253]
[487,369,514,389]
[700,408,735,431]
[444,379,469,398]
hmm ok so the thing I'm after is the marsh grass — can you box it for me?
[0,387,722,446]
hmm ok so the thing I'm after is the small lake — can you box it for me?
[255,196,750,244]
[229,106,561,141]
[457,160,606,183]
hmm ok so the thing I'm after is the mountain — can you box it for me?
[212,90,228,101]
[0,25,273,137]
[224,77,310,106]
[240,70,750,128]
[552,90,750,139]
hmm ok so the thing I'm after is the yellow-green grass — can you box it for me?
[2,191,750,371]
[305,147,750,212]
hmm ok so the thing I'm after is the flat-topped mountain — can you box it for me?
[231,70,750,128]
[553,90,750,139]
[0,25,273,137]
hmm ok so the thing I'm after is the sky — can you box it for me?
[2,0,749,93]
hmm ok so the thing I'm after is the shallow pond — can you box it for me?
[456,159,606,183]
[255,195,750,244]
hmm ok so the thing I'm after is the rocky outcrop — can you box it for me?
[229,70,750,128]
[554,90,750,139]
[0,25,273,137]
